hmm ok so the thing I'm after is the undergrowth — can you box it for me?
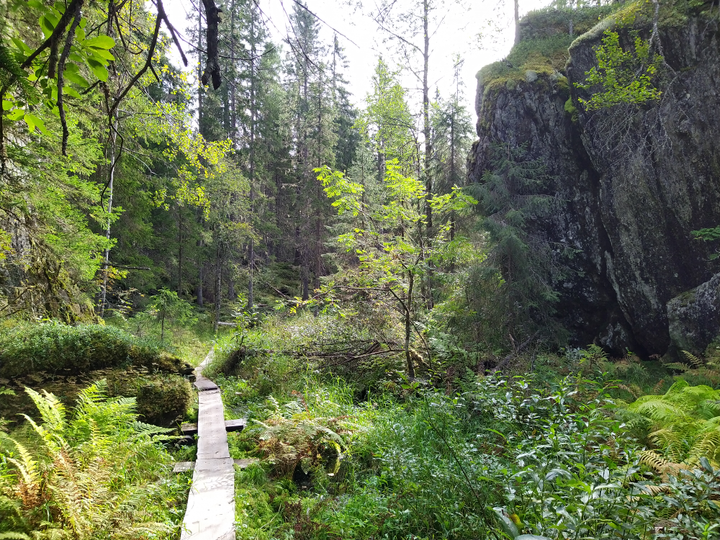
[0,381,188,539]
[0,321,193,377]
[210,314,720,539]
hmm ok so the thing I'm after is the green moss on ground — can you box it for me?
[0,321,193,378]
[107,371,193,426]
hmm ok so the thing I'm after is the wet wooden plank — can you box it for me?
[181,419,245,436]
[180,350,236,540]
[181,423,198,435]
[224,419,246,432]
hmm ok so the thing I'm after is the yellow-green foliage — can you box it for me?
[253,395,357,477]
[0,381,186,539]
[478,4,617,98]
[628,379,720,465]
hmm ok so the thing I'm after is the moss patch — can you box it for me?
[106,371,193,426]
[479,4,618,97]
[0,322,193,378]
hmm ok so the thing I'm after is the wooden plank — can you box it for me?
[233,458,259,469]
[180,349,235,540]
[181,423,198,435]
[194,376,219,392]
[182,419,244,436]
[224,419,246,432]
[173,461,195,473]
[178,458,258,473]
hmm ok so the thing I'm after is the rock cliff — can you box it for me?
[469,2,720,357]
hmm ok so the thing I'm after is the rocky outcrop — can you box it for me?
[667,273,720,357]
[469,6,720,356]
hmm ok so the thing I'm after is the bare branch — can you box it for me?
[57,7,82,155]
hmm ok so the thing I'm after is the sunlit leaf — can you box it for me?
[87,59,109,82]
[6,109,24,121]
[39,14,58,38]
[11,37,32,55]
[90,48,114,62]
[84,35,115,50]
[24,113,47,134]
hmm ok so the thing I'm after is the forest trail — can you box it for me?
[180,350,236,540]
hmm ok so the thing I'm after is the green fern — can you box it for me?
[0,381,182,538]
[628,380,720,467]
[682,350,705,368]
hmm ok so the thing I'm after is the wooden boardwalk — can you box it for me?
[180,350,236,540]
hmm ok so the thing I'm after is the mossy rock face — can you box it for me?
[106,371,193,427]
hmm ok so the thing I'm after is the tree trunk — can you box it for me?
[248,9,256,309]
[197,260,204,307]
[99,116,117,318]
[178,207,183,294]
[405,271,415,379]
[213,246,222,333]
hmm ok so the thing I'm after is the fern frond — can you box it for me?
[681,350,704,368]
[663,362,691,372]
[629,399,690,424]
[639,449,670,473]
[688,427,720,465]
[24,388,66,436]
[0,532,31,539]
[5,441,39,493]
[649,428,690,463]
[637,483,670,496]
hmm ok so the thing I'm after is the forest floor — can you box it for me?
[1,314,719,539]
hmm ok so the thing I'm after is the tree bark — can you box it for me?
[405,271,415,379]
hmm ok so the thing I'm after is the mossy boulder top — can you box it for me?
[0,322,193,378]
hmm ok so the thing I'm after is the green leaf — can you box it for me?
[87,59,109,82]
[2,100,12,111]
[75,26,86,42]
[6,109,24,121]
[493,507,519,539]
[27,0,44,8]
[64,70,90,88]
[84,35,115,50]
[39,14,58,38]
[516,536,551,540]
[64,87,81,99]
[24,113,47,134]
[90,48,114,62]
[11,37,32,55]
[545,468,572,482]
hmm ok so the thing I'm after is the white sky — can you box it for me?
[162,0,548,116]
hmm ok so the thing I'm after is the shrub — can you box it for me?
[106,371,193,427]
[0,322,193,378]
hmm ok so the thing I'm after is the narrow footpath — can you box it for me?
[180,350,236,540]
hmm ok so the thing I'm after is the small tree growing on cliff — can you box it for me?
[315,160,476,378]
[576,30,663,110]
